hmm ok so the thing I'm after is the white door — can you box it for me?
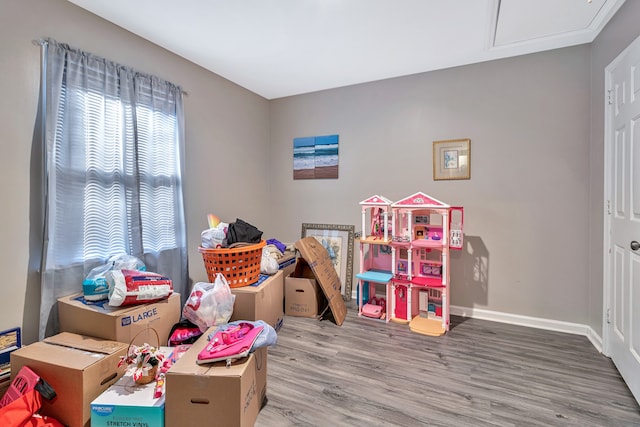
[604,34,640,405]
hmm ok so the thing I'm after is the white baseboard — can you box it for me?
[451,305,603,353]
[585,326,603,353]
[349,290,605,353]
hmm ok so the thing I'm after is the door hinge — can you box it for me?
[606,200,612,215]
[606,308,611,324]
[607,90,613,105]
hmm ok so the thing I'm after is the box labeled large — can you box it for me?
[91,347,173,427]
[285,276,326,317]
[58,292,181,346]
[10,333,127,427]
[230,270,283,330]
[165,330,267,427]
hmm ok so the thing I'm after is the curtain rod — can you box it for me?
[31,38,188,96]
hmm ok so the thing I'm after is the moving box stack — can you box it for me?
[3,268,285,426]
[1,234,348,427]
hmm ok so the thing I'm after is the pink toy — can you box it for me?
[197,322,263,366]
[361,297,386,319]
[357,192,464,336]
[360,195,393,243]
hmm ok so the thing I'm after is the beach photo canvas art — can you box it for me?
[293,134,339,179]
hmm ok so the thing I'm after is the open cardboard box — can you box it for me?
[10,333,128,427]
[285,275,327,318]
[293,237,347,325]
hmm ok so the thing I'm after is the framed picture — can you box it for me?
[397,260,409,274]
[301,223,354,301]
[433,138,471,180]
[415,215,430,224]
[293,134,339,180]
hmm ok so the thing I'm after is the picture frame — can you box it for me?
[415,215,430,224]
[420,262,442,277]
[397,260,409,274]
[301,223,354,301]
[433,138,471,180]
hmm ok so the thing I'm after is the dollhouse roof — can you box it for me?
[359,195,393,206]
[391,192,450,209]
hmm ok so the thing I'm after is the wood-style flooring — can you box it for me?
[256,305,640,427]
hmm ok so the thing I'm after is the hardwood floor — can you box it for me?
[256,305,640,427]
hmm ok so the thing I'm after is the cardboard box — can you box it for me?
[58,293,181,346]
[284,276,326,317]
[165,331,267,427]
[91,376,164,427]
[91,347,173,427]
[230,270,284,331]
[10,333,127,427]
[278,252,297,278]
[294,237,347,325]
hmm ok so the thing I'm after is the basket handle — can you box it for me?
[126,327,160,355]
[227,242,254,249]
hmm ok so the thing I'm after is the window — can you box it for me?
[51,88,182,266]
[39,38,187,338]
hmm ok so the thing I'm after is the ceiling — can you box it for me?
[66,0,625,100]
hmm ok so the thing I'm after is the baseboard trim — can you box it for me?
[586,326,603,353]
[450,305,603,353]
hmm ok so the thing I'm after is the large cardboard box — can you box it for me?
[230,270,284,330]
[10,333,127,427]
[165,331,267,427]
[284,276,326,317]
[91,347,173,427]
[58,293,181,346]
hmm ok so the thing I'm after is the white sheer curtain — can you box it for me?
[39,38,188,339]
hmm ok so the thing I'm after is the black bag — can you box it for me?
[226,218,263,246]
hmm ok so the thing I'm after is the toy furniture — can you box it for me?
[356,192,464,336]
[356,195,393,319]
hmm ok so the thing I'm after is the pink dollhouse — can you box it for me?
[357,192,464,336]
[357,195,394,320]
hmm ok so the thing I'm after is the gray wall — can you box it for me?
[588,0,640,337]
[268,46,592,324]
[2,0,638,345]
[0,0,270,344]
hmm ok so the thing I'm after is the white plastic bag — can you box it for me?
[260,244,282,275]
[183,273,236,332]
[201,222,229,248]
[83,254,146,301]
[260,250,279,275]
